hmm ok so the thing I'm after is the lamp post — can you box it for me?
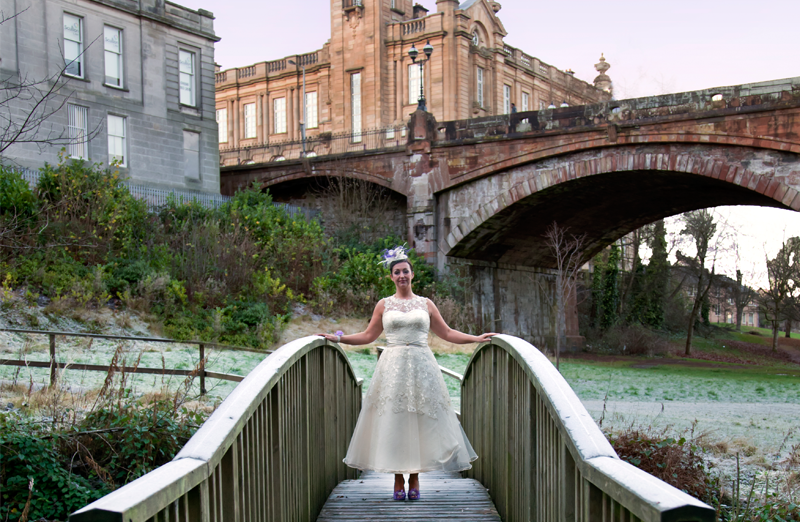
[288,58,306,156]
[408,40,433,112]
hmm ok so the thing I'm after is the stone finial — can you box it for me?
[490,1,502,13]
[593,53,613,94]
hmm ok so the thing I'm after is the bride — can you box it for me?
[318,246,496,501]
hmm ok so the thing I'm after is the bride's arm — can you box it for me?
[318,300,385,345]
[428,299,497,344]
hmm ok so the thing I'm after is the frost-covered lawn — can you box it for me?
[0,331,268,401]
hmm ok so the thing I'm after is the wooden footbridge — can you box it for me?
[69,335,714,522]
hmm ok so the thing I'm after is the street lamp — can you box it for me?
[288,58,307,156]
[408,40,433,112]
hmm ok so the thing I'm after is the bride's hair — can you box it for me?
[389,258,413,272]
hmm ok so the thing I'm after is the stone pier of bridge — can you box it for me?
[221,77,800,348]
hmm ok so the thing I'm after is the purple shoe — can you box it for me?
[408,488,420,500]
[393,489,406,501]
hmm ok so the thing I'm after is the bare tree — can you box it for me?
[679,210,720,356]
[0,8,100,158]
[759,237,800,351]
[542,222,588,371]
[311,168,402,244]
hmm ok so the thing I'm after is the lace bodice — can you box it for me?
[383,295,430,348]
[362,294,452,419]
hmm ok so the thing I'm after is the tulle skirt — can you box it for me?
[343,344,478,474]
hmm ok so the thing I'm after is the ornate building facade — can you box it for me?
[214,0,612,161]
[1,0,220,192]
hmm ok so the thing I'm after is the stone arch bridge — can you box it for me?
[221,77,800,346]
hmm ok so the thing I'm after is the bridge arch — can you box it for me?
[442,143,800,267]
[256,167,402,195]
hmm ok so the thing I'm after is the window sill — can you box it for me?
[179,105,202,117]
[63,74,90,83]
[104,83,129,92]
[390,7,405,14]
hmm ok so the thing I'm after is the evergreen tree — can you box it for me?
[591,253,604,328]
[645,220,669,329]
[600,243,620,329]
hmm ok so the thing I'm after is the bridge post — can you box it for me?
[406,109,440,265]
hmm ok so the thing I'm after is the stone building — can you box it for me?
[0,0,220,193]
[214,0,612,160]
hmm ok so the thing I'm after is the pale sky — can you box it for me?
[184,0,800,288]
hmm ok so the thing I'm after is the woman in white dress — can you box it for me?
[319,247,496,501]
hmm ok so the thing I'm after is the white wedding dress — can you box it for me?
[343,295,478,474]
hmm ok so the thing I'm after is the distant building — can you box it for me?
[214,0,613,163]
[678,269,760,328]
[0,0,220,193]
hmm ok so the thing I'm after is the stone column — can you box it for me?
[227,100,234,144]
[233,99,240,147]
[288,87,295,140]
[405,109,439,265]
[261,94,269,143]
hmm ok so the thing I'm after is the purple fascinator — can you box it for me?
[379,244,410,267]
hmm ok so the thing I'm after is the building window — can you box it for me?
[107,114,126,166]
[386,127,395,140]
[305,92,318,129]
[273,98,286,134]
[179,50,196,106]
[67,104,88,158]
[408,64,422,105]
[539,101,546,110]
[244,103,256,139]
[217,108,228,143]
[503,85,511,114]
[522,92,529,112]
[104,26,123,87]
[477,67,484,108]
[351,72,362,142]
[472,31,480,47]
[183,130,200,180]
[63,14,83,78]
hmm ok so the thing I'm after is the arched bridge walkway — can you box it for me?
[70,336,714,522]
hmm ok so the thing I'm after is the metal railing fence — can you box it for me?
[69,336,362,522]
[10,167,315,219]
[461,335,715,522]
[219,125,406,166]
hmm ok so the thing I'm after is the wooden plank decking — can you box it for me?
[317,471,501,521]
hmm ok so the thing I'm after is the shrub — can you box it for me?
[0,415,108,521]
[0,167,37,220]
[74,398,205,485]
[585,323,671,356]
[35,158,150,265]
[608,428,714,502]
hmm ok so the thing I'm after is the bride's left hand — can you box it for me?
[475,333,498,343]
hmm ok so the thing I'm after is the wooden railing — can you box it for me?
[69,336,362,522]
[0,327,266,393]
[461,335,715,522]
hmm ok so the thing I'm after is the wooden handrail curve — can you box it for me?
[69,336,362,522]
[461,334,715,522]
